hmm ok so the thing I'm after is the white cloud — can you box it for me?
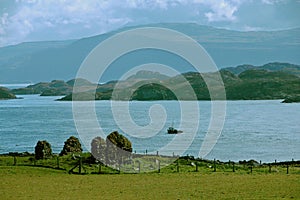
[203,1,239,22]
[0,0,298,46]
[126,0,173,9]
[125,0,242,21]
[261,0,283,4]
[0,0,132,46]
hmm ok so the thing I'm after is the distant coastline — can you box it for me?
[2,62,298,102]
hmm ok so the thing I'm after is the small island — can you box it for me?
[0,87,16,100]
[167,126,183,134]
[282,96,300,103]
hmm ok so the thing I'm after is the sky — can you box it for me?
[0,0,299,47]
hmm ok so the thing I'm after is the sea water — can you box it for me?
[0,94,299,162]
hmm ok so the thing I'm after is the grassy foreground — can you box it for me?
[1,166,299,199]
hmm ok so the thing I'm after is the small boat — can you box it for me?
[167,126,183,134]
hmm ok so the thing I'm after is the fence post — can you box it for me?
[158,160,160,173]
[156,151,159,156]
[232,162,235,172]
[79,157,82,174]
[286,165,289,174]
[98,164,102,174]
[196,162,198,172]
[56,156,60,169]
[250,165,253,174]
[268,164,271,173]
[213,159,216,172]
[13,156,17,166]
[138,160,141,173]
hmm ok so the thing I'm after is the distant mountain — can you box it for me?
[11,80,72,96]
[0,23,299,83]
[224,62,300,76]
[126,70,170,81]
[11,78,95,96]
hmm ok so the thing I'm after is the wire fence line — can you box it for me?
[1,152,299,175]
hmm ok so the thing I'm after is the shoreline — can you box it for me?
[1,151,299,166]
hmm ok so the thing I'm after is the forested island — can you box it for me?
[6,62,300,102]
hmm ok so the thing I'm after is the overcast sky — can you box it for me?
[0,0,299,47]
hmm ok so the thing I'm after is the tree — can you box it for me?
[60,136,82,156]
[106,131,132,165]
[35,140,52,160]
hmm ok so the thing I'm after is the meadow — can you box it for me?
[0,154,299,199]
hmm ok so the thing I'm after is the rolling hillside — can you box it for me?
[0,23,299,83]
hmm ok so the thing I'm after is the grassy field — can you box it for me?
[1,154,299,199]
[1,166,299,199]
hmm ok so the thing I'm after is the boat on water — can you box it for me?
[167,126,183,134]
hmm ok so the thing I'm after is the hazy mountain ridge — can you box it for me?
[126,70,170,81]
[11,78,96,96]
[0,23,299,83]
[224,62,300,76]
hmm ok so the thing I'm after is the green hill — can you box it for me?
[11,62,300,101]
[225,62,300,77]
[11,79,96,96]
[58,67,300,101]
[1,23,299,83]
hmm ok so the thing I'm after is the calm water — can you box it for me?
[0,94,299,162]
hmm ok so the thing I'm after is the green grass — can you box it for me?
[1,154,299,175]
[1,154,300,199]
[0,166,299,199]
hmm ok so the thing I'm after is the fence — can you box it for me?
[0,152,299,175]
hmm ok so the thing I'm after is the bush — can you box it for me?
[60,136,82,156]
[106,131,132,165]
[35,140,52,160]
